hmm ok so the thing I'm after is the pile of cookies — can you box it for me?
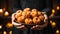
[14,8,45,25]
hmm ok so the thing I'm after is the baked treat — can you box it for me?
[15,10,22,19]
[26,11,31,18]
[23,8,30,12]
[22,12,27,18]
[17,16,25,23]
[13,8,46,25]
[31,10,38,17]
[38,11,42,16]
[15,13,21,19]
[33,17,41,24]
[25,18,33,25]
[16,10,22,13]
[39,15,45,21]
[32,9,37,12]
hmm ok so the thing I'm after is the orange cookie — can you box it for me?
[26,11,31,17]
[15,10,22,19]
[33,17,41,24]
[31,11,38,17]
[25,18,33,25]
[38,11,42,16]
[32,9,37,12]
[16,10,22,13]
[22,12,28,18]
[15,13,21,19]
[39,15,45,21]
[23,8,30,12]
[17,16,25,23]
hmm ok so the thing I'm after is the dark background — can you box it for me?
[0,0,60,34]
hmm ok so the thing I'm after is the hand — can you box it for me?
[19,24,27,30]
[31,16,48,30]
[31,25,43,30]
[12,13,27,30]
[44,19,48,23]
[31,26,36,30]
[31,20,48,30]
[16,24,27,30]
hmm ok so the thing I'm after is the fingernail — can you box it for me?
[22,25,24,27]
[36,25,38,26]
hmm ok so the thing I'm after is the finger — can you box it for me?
[19,25,25,28]
[20,25,27,30]
[19,24,22,26]
[31,26,36,29]
[32,26,36,28]
[36,25,41,29]
[36,25,40,28]
[44,19,48,22]
[36,25,43,30]
[36,25,39,27]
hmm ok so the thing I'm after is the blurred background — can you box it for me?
[0,0,60,34]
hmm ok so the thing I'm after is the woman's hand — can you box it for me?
[31,14,48,30]
[18,24,27,30]
[31,25,43,30]
[12,13,27,30]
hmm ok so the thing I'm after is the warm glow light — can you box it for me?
[0,9,3,13]
[51,22,56,27]
[52,9,55,13]
[6,23,13,28]
[56,30,60,34]
[50,20,53,23]
[57,6,60,10]
[49,14,54,19]
[52,22,56,26]
[3,31,7,34]
[3,8,6,11]
[10,31,12,34]
[50,14,54,17]
[0,25,2,29]
[4,11,9,16]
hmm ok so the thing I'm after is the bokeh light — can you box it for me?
[56,30,60,34]
[0,25,2,29]
[4,11,9,16]
[57,6,60,10]
[51,22,56,28]
[0,9,3,13]
[9,31,12,34]
[52,9,55,14]
[3,31,7,34]
[6,22,13,28]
